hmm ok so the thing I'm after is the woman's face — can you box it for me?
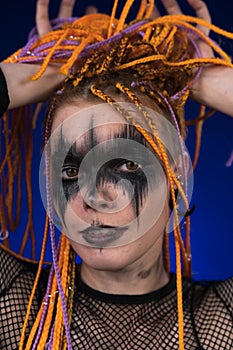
[49,101,171,270]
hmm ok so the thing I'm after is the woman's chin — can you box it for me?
[69,239,139,271]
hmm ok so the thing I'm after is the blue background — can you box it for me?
[0,0,232,280]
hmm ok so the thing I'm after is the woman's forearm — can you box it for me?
[192,66,233,117]
[0,62,64,109]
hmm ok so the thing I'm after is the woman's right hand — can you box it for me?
[0,0,76,109]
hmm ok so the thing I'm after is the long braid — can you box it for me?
[107,0,119,38]
[44,104,72,349]
[90,82,192,348]
[115,0,136,34]
[90,83,191,269]
[19,214,49,350]
[61,247,76,350]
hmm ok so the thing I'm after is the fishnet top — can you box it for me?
[0,247,232,349]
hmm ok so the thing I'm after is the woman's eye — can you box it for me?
[115,161,141,172]
[62,167,79,180]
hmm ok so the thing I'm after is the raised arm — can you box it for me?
[191,64,233,117]
[0,0,75,110]
[152,0,233,117]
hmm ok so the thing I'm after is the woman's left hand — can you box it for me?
[152,0,233,117]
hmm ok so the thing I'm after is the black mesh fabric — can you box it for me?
[0,247,232,349]
[0,248,46,349]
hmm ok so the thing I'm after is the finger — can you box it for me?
[36,0,52,37]
[58,0,76,18]
[150,5,161,19]
[85,5,98,15]
[186,0,211,36]
[160,0,182,15]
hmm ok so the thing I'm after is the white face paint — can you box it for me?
[39,102,193,249]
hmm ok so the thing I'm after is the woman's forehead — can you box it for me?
[49,101,185,166]
[52,121,150,160]
[52,102,125,131]
[51,102,148,149]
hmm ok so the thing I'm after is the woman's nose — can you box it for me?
[83,186,116,212]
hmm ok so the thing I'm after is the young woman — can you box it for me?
[0,0,232,349]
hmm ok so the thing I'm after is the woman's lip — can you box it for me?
[80,226,128,246]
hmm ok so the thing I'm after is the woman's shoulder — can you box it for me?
[187,276,233,349]
[214,275,233,306]
[190,276,233,310]
[0,246,49,349]
[0,245,43,295]
[0,245,25,293]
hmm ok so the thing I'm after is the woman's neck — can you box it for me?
[80,253,169,295]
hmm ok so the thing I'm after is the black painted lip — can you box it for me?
[80,225,128,246]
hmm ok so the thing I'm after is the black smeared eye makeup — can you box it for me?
[62,158,141,180]
[51,123,164,220]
